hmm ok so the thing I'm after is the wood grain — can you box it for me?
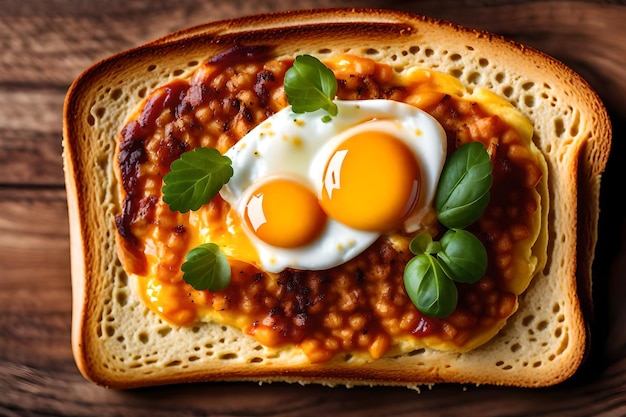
[1,1,624,416]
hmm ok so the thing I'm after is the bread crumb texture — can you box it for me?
[68,10,608,388]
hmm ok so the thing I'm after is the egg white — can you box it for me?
[219,99,446,273]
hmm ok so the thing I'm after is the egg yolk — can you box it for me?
[244,178,327,248]
[320,131,420,231]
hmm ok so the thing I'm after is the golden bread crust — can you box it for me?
[63,8,611,389]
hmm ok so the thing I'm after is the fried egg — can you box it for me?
[219,99,446,273]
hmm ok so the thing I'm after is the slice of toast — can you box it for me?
[62,8,611,389]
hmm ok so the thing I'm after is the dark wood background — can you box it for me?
[2,1,625,415]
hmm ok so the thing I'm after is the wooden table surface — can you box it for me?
[2,1,625,415]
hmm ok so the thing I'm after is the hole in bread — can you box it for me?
[138,332,149,344]
[188,60,199,67]
[449,53,462,62]
[479,58,489,67]
[157,326,172,337]
[424,48,434,57]
[87,114,95,126]
[409,46,420,55]
[532,361,542,368]
[467,72,481,85]
[188,355,200,362]
[552,303,561,313]
[116,291,127,306]
[250,357,263,363]
[510,343,521,353]
[450,69,463,79]
[138,87,148,98]
[118,270,128,286]
[555,327,563,338]
[166,360,182,367]
[173,69,184,76]
[95,107,105,119]
[105,325,115,337]
[496,360,504,366]
[524,95,535,108]
[495,72,505,83]
[522,82,535,91]
[569,120,580,136]
[364,48,379,55]
[111,88,123,100]
[502,86,514,98]
[557,333,569,354]
[220,353,238,360]
[465,45,475,51]
[536,320,548,331]
[502,365,513,370]
[147,64,157,72]
[522,315,534,327]
[407,348,426,356]
[318,48,332,54]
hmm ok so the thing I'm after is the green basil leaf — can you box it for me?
[437,229,488,284]
[435,142,493,229]
[404,254,458,318]
[409,232,432,255]
[181,243,231,291]
[284,55,338,118]
[409,232,442,256]
[162,147,233,213]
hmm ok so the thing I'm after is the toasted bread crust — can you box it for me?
[63,8,611,389]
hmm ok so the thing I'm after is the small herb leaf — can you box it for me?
[404,254,458,318]
[435,142,493,229]
[162,147,233,213]
[437,229,488,284]
[409,232,442,256]
[404,142,493,318]
[181,243,231,292]
[284,55,338,118]
[409,232,432,255]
